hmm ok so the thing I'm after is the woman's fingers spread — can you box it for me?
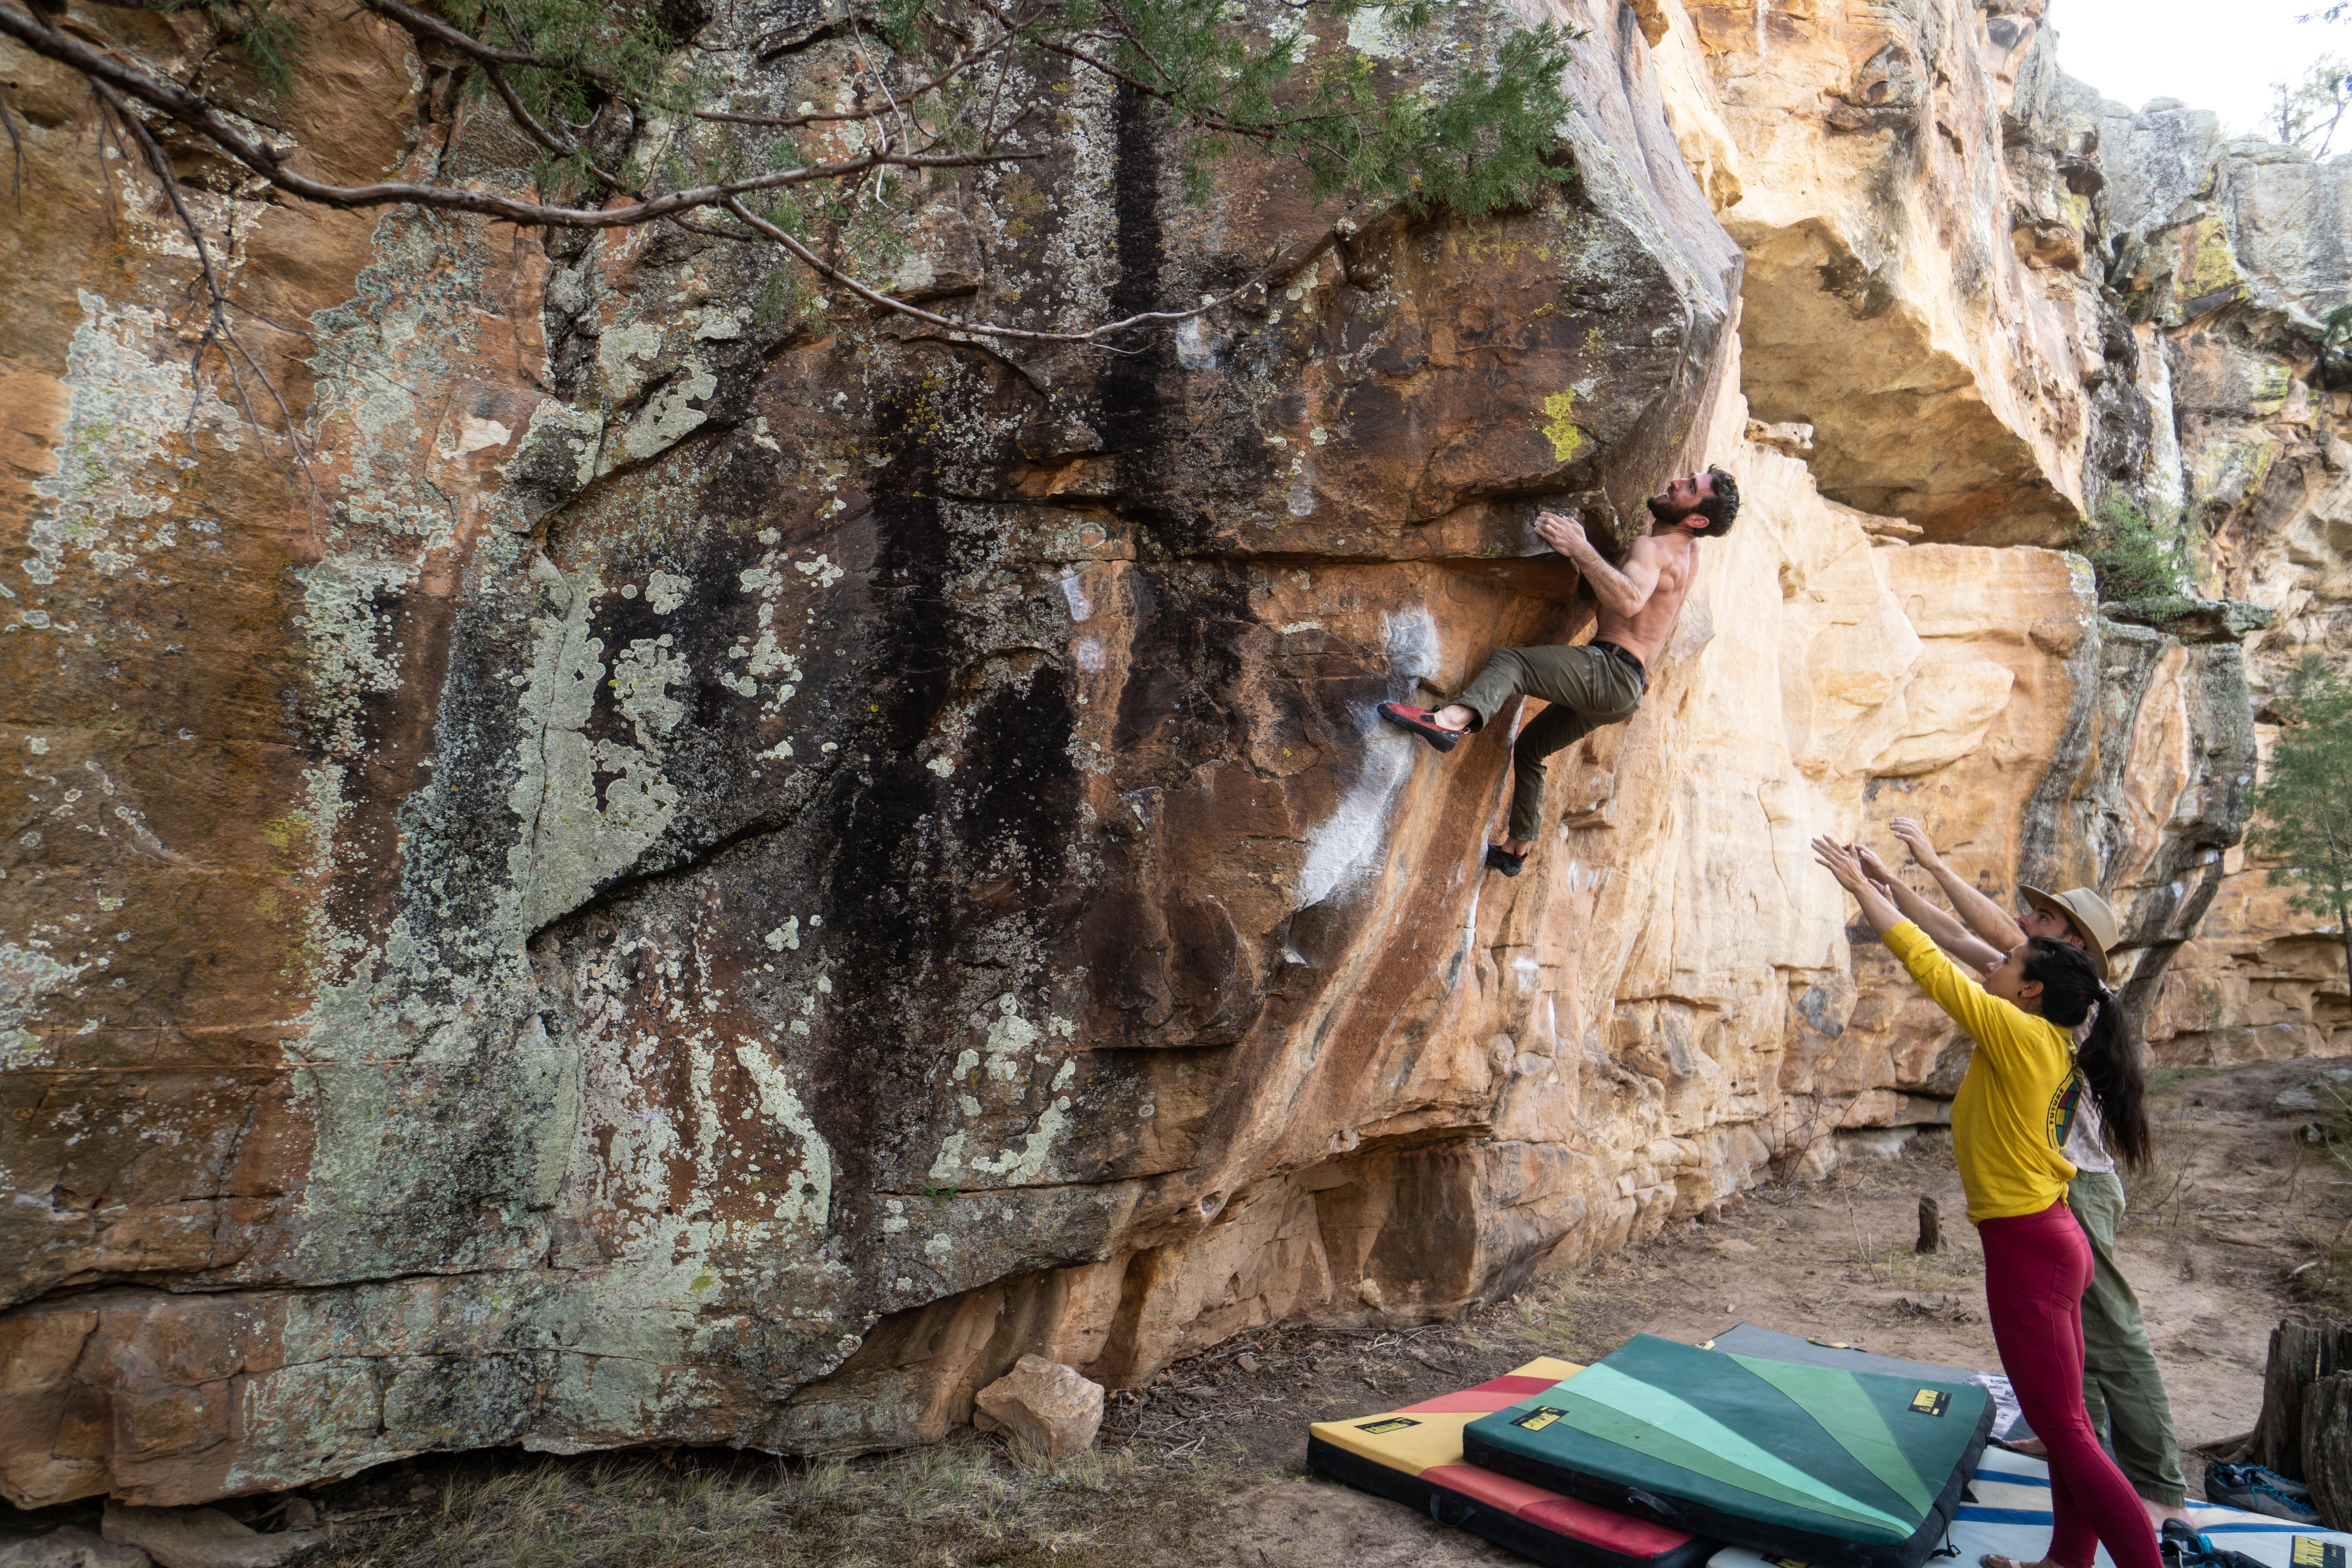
[1810,836,1863,884]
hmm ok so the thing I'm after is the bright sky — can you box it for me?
[2049,0,2339,139]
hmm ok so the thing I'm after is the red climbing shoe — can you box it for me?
[1378,702,1464,752]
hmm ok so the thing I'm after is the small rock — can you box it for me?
[973,1356,1107,1459]
[101,1504,322,1568]
[0,1525,153,1568]
[2272,1069,2352,1114]
[270,1504,314,1535]
[1236,1353,1260,1374]
[1710,1237,1758,1257]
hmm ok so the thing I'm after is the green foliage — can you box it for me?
[159,0,299,97]
[422,0,1583,231]
[2269,53,2352,157]
[1086,1,1582,216]
[59,0,1598,347]
[2073,495,2200,607]
[2249,656,2352,970]
[439,0,695,131]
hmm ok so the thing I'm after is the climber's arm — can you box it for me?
[1536,513,1662,617]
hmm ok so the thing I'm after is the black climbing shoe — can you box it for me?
[2160,1519,2213,1566]
[1485,844,1525,877]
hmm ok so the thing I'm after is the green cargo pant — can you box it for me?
[2071,1171,2188,1508]
[1454,643,1645,843]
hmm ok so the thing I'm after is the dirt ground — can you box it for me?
[1217,1056,2352,1568]
[8,1056,2350,1568]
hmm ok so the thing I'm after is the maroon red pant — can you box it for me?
[1978,1201,2163,1568]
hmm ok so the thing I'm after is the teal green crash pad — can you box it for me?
[1461,1334,1993,1568]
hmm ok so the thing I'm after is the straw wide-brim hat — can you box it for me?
[2018,884,2118,980]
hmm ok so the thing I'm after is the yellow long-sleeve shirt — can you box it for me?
[1881,920,2078,1223]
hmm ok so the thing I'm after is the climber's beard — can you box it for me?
[1646,493,1700,525]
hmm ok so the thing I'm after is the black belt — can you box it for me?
[1591,639,1648,689]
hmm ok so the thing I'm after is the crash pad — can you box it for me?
[1308,1356,1718,1568]
[1461,1334,1993,1568]
[1711,1446,2352,1568]
[1704,1323,2032,1444]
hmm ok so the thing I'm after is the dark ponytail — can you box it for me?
[2023,936,2151,1171]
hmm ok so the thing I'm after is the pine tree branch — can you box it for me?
[0,3,1020,226]
[719,192,1320,344]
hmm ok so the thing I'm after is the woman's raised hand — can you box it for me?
[1856,843,1900,888]
[1811,834,1870,895]
[1814,834,1906,938]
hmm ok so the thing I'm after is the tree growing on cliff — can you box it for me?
[2267,54,2352,156]
[0,0,1582,357]
[2074,496,2201,613]
[2248,657,2352,985]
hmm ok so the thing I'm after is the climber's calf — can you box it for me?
[1379,466,1740,876]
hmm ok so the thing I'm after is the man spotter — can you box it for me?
[1377,466,1740,876]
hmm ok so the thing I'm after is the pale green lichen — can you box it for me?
[0,943,90,1068]
[506,557,679,932]
[605,359,717,472]
[926,995,1080,1185]
[23,292,233,603]
[293,559,416,760]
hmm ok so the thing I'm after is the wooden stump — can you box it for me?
[2254,1321,2352,1481]
[2304,1375,2352,1531]
[2259,1323,2323,1479]
[1916,1196,1940,1255]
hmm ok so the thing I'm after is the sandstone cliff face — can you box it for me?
[2086,111,2352,1063]
[1650,0,2345,1063]
[0,0,2331,1506]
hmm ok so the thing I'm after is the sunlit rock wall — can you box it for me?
[0,0,2308,1506]
[1650,0,2340,1062]
[1648,0,2141,544]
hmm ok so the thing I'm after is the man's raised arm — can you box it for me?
[1535,512,1661,617]
[1857,846,2004,969]
[1891,817,2026,951]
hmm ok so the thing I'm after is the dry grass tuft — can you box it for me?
[323,1434,1212,1568]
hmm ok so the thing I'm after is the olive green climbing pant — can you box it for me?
[2071,1170,2189,1508]
[1454,643,1645,844]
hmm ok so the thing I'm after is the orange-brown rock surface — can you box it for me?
[0,0,2334,1507]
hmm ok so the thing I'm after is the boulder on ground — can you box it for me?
[0,1526,152,1568]
[2273,1069,2352,1114]
[99,1506,320,1568]
[973,1356,1106,1458]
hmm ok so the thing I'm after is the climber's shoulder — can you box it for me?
[1628,527,1700,582]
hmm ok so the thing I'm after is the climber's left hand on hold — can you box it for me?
[1535,511,1589,557]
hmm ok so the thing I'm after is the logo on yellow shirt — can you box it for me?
[2047,1073,2082,1150]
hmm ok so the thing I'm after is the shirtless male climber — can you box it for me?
[1377,466,1740,876]
[1855,819,2196,1537]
